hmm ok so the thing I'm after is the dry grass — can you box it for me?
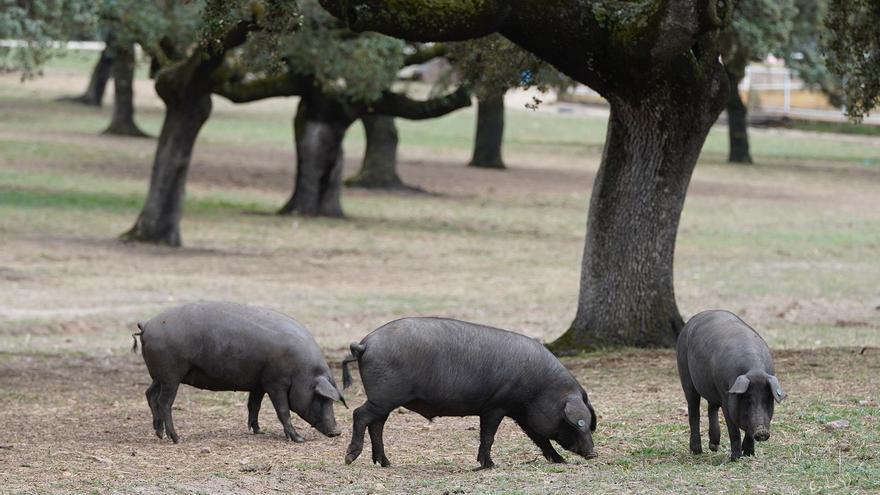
[1,65,879,493]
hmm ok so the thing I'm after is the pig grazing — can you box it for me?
[340,317,598,468]
[676,310,787,460]
[134,302,345,444]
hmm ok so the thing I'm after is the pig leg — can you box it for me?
[516,420,565,464]
[742,433,755,457]
[367,414,391,467]
[248,391,264,434]
[475,410,505,469]
[707,404,721,452]
[157,381,180,444]
[722,408,743,461]
[684,388,703,454]
[267,388,304,443]
[346,400,388,465]
[145,380,164,438]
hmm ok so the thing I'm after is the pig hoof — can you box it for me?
[292,435,305,443]
[373,456,391,467]
[155,430,164,439]
[690,447,703,455]
[709,443,719,452]
[345,453,359,465]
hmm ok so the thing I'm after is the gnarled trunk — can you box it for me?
[346,114,408,189]
[550,75,727,352]
[726,68,752,164]
[122,96,212,246]
[469,93,506,169]
[103,44,148,138]
[279,94,355,217]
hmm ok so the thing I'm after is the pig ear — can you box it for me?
[314,376,346,407]
[767,375,787,403]
[728,375,750,395]
[563,397,591,431]
[586,400,597,432]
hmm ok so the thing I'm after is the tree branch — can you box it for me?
[369,87,471,120]
[214,73,307,102]
[319,0,733,94]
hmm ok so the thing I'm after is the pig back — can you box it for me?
[141,302,325,390]
[358,317,574,412]
[681,310,773,401]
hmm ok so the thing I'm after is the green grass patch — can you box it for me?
[791,119,880,138]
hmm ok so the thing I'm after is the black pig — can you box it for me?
[677,310,787,460]
[135,302,345,444]
[341,317,598,468]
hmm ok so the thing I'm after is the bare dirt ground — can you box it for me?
[1,346,877,494]
[2,70,880,493]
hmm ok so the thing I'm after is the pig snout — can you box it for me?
[753,426,770,442]
[578,437,598,460]
[315,421,341,437]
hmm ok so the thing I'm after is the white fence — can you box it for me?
[740,65,803,114]
[0,40,106,51]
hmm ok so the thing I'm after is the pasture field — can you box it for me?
[0,54,878,494]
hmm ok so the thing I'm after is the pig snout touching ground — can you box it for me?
[676,310,787,461]
[134,301,345,444]
[340,317,598,469]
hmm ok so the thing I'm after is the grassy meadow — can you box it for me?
[0,51,878,494]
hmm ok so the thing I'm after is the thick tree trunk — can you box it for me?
[469,93,506,169]
[102,45,148,137]
[346,114,409,189]
[121,96,212,246]
[278,96,354,217]
[726,69,752,164]
[549,81,726,352]
[64,47,113,107]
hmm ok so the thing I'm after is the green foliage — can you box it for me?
[719,0,796,74]
[100,0,200,56]
[445,34,572,99]
[785,0,842,107]
[825,0,880,119]
[0,0,97,76]
[281,0,405,102]
[201,0,301,55]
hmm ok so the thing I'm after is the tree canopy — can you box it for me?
[720,0,795,74]
[0,0,95,75]
[825,0,880,119]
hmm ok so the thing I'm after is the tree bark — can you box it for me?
[725,68,752,164]
[121,96,212,246]
[346,114,408,189]
[122,17,262,246]
[64,46,113,107]
[102,44,148,138]
[278,94,355,217]
[549,75,727,352]
[469,93,506,169]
